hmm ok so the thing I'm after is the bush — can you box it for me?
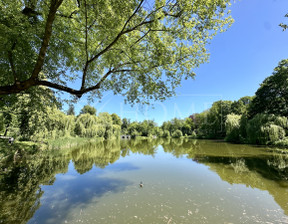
[172,130,183,138]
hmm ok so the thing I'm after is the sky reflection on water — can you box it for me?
[1,139,288,224]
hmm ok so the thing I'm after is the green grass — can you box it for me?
[46,136,103,150]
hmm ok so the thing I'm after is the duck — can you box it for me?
[139,181,143,188]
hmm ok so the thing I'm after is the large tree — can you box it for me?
[0,0,233,103]
[249,59,288,118]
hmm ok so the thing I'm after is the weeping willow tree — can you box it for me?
[73,111,121,139]
[225,113,241,143]
[246,114,288,145]
[0,0,233,104]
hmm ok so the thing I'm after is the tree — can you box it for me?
[249,59,288,118]
[201,100,232,138]
[0,86,59,140]
[67,104,75,115]
[121,118,130,133]
[172,129,183,138]
[225,113,241,142]
[231,96,253,115]
[0,0,233,104]
[246,114,287,145]
[111,113,122,126]
[79,105,96,116]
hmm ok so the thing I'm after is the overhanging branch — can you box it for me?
[31,0,63,80]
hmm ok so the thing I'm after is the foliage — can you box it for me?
[231,96,253,115]
[279,13,288,31]
[111,113,122,126]
[249,59,288,118]
[193,100,233,138]
[191,130,197,139]
[162,130,171,138]
[0,114,4,132]
[161,117,193,137]
[246,114,287,145]
[79,105,97,116]
[121,118,131,134]
[67,104,75,115]
[225,114,241,142]
[172,129,183,138]
[0,0,233,103]
[126,120,158,137]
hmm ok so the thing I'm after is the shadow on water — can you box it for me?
[1,138,288,223]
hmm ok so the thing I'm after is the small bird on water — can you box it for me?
[139,181,143,188]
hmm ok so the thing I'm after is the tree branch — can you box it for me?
[121,0,145,33]
[133,28,151,45]
[30,0,63,81]
[81,0,89,90]
[56,10,78,19]
[88,0,148,64]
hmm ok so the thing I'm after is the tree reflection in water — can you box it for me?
[0,139,288,223]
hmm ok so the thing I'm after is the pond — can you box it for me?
[1,139,288,224]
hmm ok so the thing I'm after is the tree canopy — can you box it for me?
[249,59,288,118]
[79,105,96,115]
[0,0,233,103]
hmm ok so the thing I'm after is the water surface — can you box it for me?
[1,139,288,223]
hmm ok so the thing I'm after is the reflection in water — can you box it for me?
[0,139,288,223]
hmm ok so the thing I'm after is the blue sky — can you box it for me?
[68,0,288,125]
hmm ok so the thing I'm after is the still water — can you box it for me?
[1,139,288,224]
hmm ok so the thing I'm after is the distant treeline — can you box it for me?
[1,59,288,146]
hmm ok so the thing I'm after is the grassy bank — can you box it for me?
[46,136,104,150]
[0,136,105,159]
